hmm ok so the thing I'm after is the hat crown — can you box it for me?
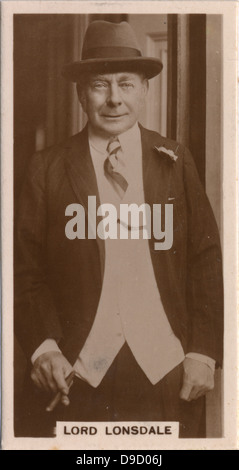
[62,20,163,81]
[82,21,142,59]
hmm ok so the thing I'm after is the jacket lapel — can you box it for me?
[140,125,173,209]
[64,125,99,209]
[64,125,105,278]
[140,125,176,264]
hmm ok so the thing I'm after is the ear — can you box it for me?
[138,78,149,110]
[76,83,87,112]
[142,78,149,97]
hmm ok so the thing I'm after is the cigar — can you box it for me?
[46,370,75,412]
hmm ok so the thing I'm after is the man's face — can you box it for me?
[78,72,148,137]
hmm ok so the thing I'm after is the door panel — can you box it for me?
[128,15,168,135]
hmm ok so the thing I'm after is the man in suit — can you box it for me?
[14,21,223,438]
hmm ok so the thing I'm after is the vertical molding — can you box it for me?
[55,17,70,143]
[159,47,168,136]
[167,14,207,185]
[205,15,223,438]
[46,19,57,147]
[70,15,89,135]
[167,14,190,146]
[189,15,206,187]
[176,15,190,147]
[205,15,222,230]
[167,15,178,140]
[146,33,167,135]
[46,16,73,146]
[46,15,90,146]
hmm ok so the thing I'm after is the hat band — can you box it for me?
[82,46,142,60]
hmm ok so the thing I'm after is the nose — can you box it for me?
[106,84,122,107]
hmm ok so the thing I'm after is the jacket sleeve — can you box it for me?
[14,151,63,359]
[183,148,224,366]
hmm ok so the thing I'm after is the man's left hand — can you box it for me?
[180,357,214,401]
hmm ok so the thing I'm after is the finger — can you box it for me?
[36,362,59,393]
[35,372,52,392]
[188,382,214,400]
[61,394,70,407]
[39,371,54,392]
[31,367,51,391]
[193,384,214,400]
[193,390,206,400]
[180,381,193,401]
[52,366,69,395]
[187,385,204,401]
[31,370,43,390]
[46,390,62,412]
[41,371,58,393]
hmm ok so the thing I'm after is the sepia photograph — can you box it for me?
[1,1,237,450]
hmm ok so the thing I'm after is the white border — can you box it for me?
[1,0,238,450]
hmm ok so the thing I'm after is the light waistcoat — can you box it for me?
[73,123,185,387]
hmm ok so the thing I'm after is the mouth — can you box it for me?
[102,114,127,119]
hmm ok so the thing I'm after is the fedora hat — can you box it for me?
[62,21,163,81]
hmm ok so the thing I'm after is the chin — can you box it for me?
[101,121,134,136]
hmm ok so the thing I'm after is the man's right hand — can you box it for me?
[31,351,73,406]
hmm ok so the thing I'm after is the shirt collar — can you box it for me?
[88,122,141,155]
[117,122,141,155]
[88,127,109,154]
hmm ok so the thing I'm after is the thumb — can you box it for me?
[180,381,193,401]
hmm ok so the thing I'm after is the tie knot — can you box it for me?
[107,137,121,156]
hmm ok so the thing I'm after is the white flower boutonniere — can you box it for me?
[154,146,178,162]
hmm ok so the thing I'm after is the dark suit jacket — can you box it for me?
[14,124,223,368]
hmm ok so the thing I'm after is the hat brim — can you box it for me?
[62,57,163,81]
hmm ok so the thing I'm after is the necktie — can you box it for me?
[104,137,128,195]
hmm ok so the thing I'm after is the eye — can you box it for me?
[92,81,108,89]
[120,82,134,90]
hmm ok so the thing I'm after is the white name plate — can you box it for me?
[55,421,179,447]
